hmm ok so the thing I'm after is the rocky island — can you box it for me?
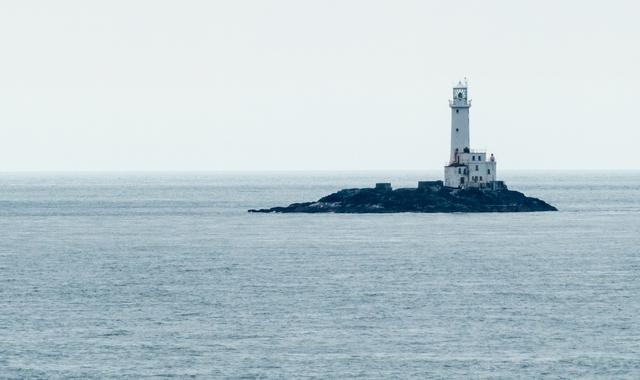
[251,80,557,214]
[249,181,557,213]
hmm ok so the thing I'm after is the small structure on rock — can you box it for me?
[375,183,392,191]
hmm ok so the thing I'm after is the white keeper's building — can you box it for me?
[444,80,498,189]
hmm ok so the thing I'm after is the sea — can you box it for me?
[1,171,639,379]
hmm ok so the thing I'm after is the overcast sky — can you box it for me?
[1,0,638,171]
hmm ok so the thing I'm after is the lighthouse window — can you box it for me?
[480,176,483,181]
[487,169,491,174]
[472,156,475,161]
[458,168,461,174]
[475,165,479,171]
[456,109,459,113]
[456,128,459,132]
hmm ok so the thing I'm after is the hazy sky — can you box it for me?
[1,1,638,171]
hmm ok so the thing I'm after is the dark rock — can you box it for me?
[248,183,557,213]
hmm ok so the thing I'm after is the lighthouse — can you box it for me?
[444,80,498,188]
[449,80,471,163]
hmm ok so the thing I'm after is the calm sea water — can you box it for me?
[1,171,639,379]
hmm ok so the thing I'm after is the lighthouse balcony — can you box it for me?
[448,99,471,108]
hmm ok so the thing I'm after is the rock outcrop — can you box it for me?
[249,181,557,213]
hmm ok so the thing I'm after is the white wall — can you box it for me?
[445,160,496,188]
[450,106,470,163]
[444,165,464,187]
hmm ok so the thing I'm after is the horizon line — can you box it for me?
[0,169,638,174]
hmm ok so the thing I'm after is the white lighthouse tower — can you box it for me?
[449,80,471,163]
[444,80,498,188]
